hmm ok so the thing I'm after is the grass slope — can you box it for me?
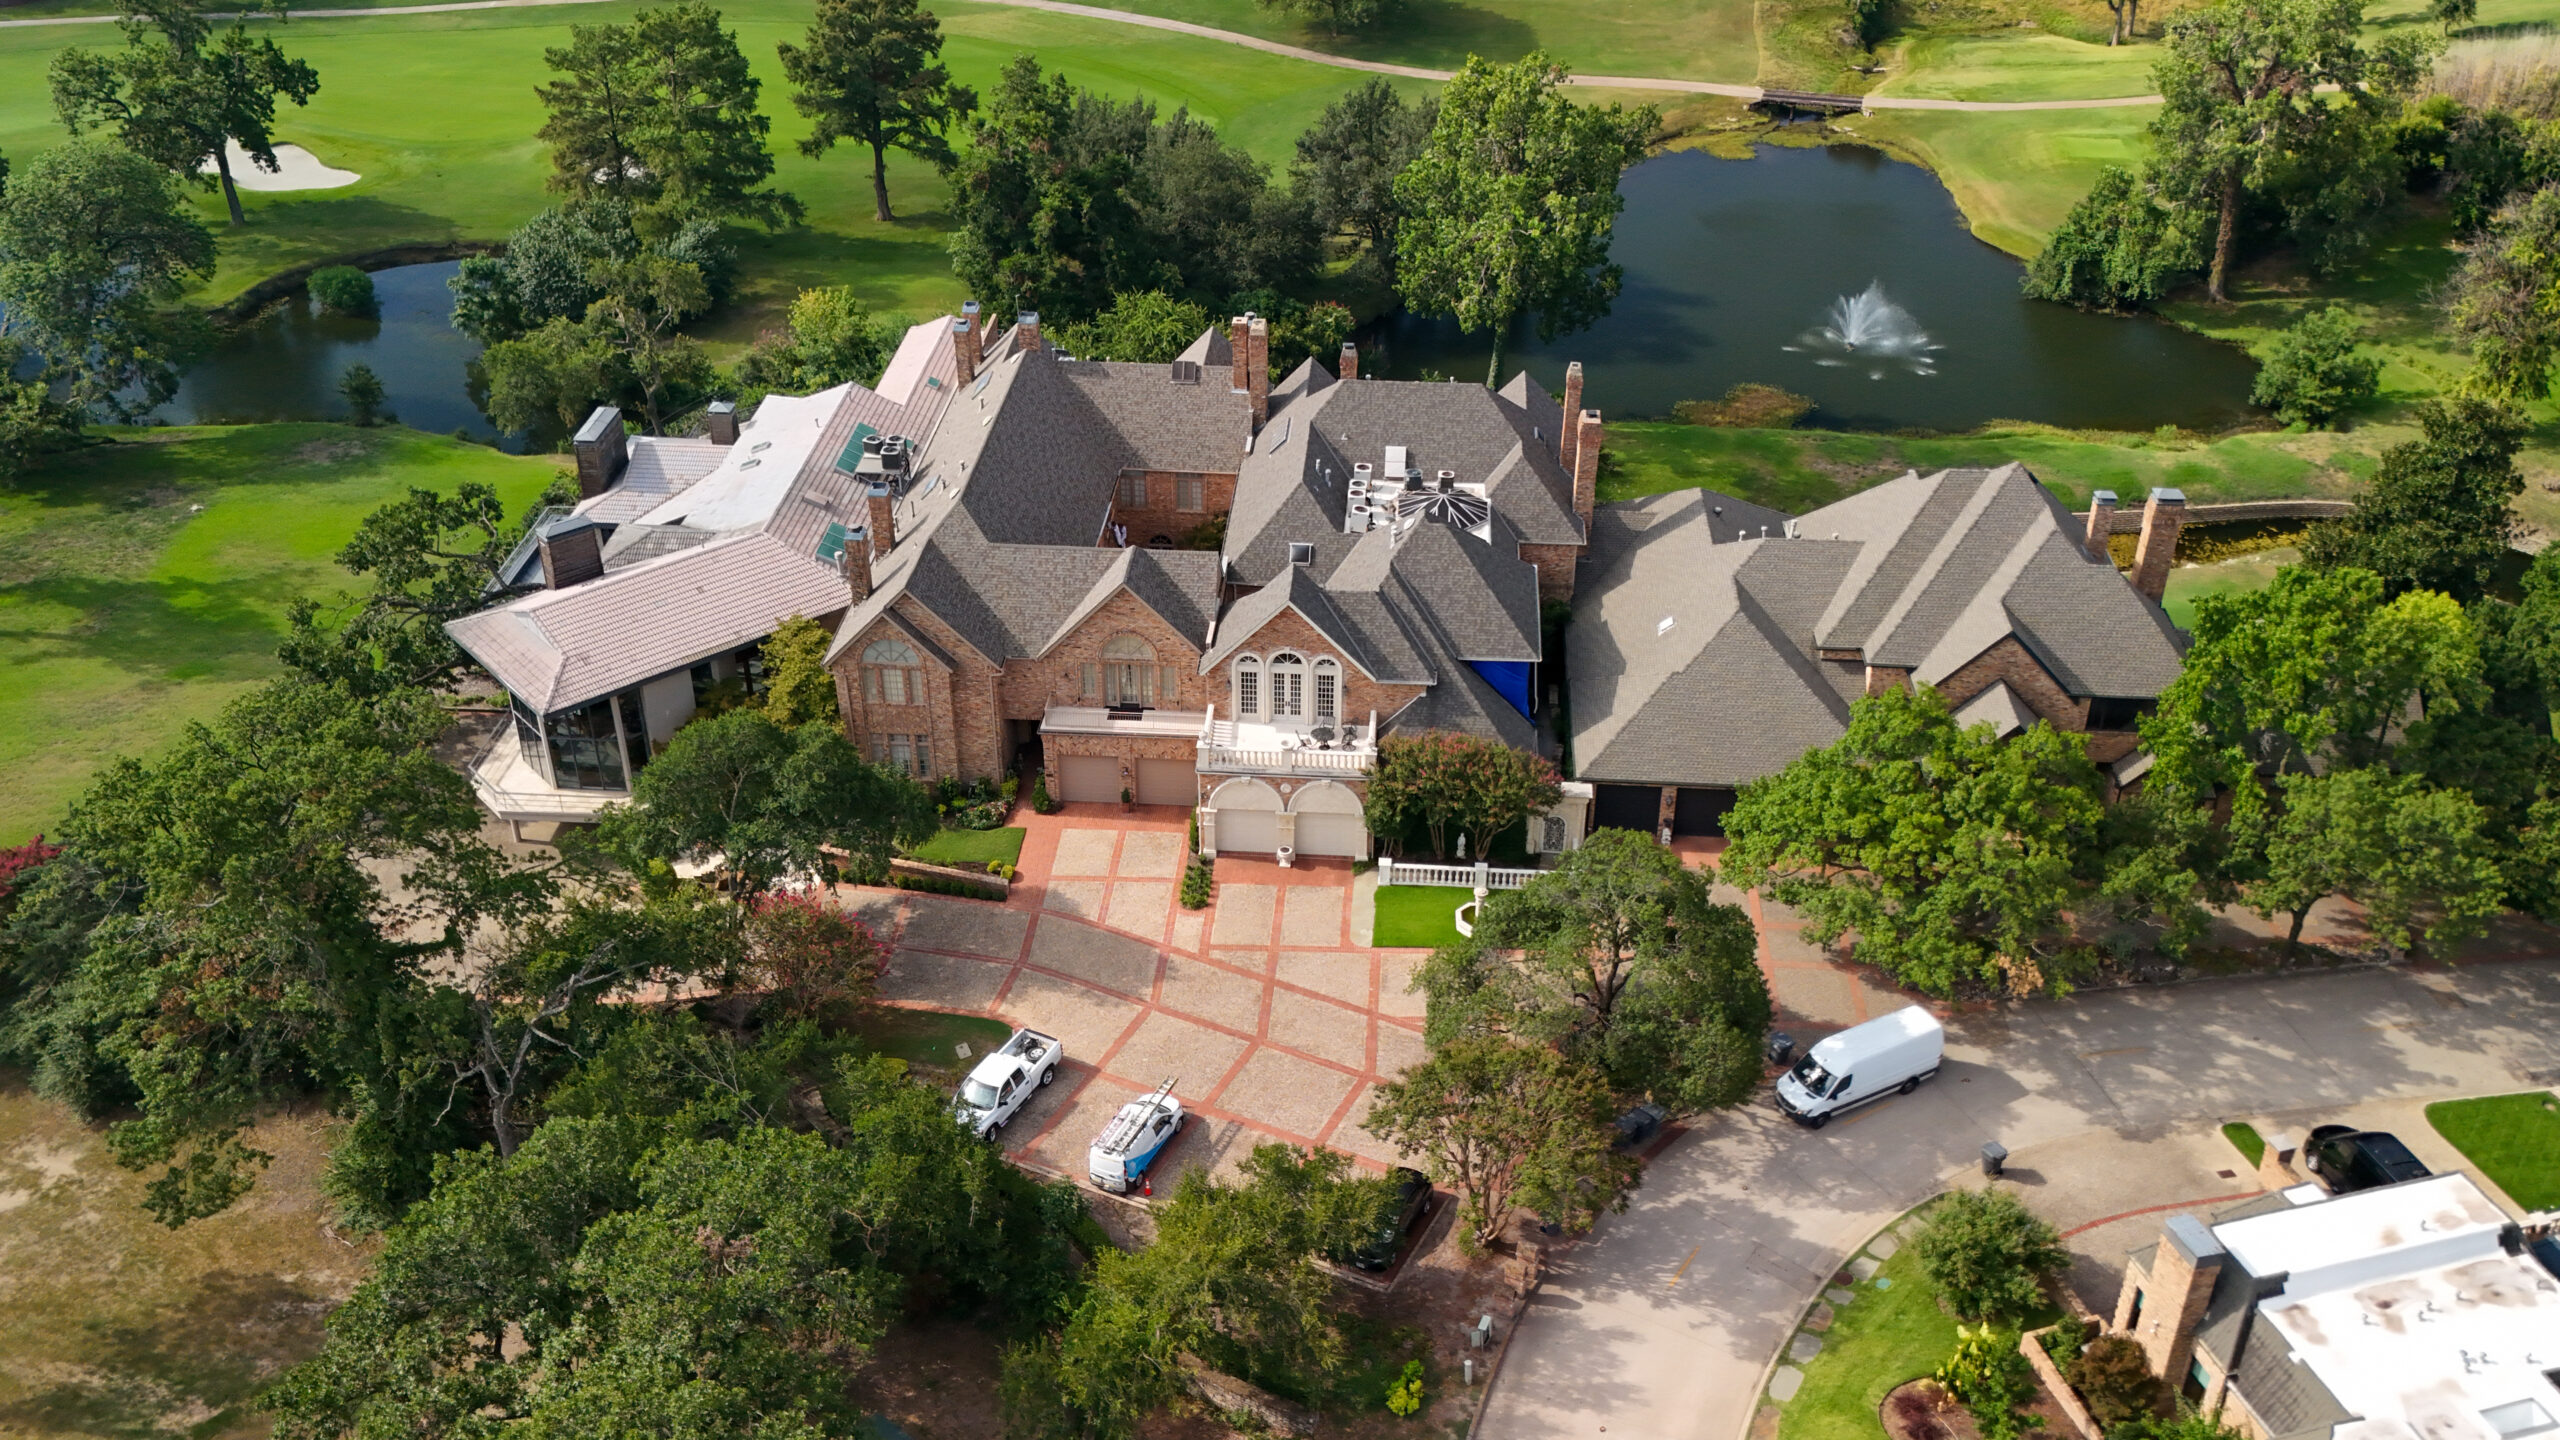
[0,0,1431,334]
[0,1076,373,1440]
[2427,1091,2560,1211]
[0,424,564,843]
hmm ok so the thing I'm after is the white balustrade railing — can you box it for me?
[1377,857,1537,889]
[1194,704,1379,774]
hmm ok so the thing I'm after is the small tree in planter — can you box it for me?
[2067,1333,2171,1427]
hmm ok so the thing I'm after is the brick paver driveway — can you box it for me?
[864,804,1429,1186]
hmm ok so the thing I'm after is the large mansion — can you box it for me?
[446,306,2193,856]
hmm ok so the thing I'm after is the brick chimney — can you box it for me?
[572,406,627,499]
[1571,408,1603,536]
[1230,315,1252,396]
[1559,361,1585,473]
[1016,311,1041,353]
[705,400,738,445]
[2115,1213,2224,1388]
[960,299,982,364]
[1247,316,1269,430]
[952,315,976,386]
[2084,489,2118,562]
[841,523,872,602]
[2130,487,2186,603]
[867,476,896,555]
[1338,340,1359,380]
[537,515,605,589]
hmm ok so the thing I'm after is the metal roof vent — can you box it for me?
[1170,360,1201,384]
[1289,541,1316,565]
[1657,615,1676,636]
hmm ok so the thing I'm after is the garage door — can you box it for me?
[1672,787,1736,837]
[1594,784,1662,834]
[1215,807,1279,854]
[1294,812,1366,857]
[1136,758,1195,808]
[1059,755,1119,804]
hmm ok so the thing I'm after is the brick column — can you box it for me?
[1339,340,1359,380]
[1559,361,1585,472]
[2131,487,2186,603]
[1571,408,1602,536]
[2084,489,2117,562]
[2131,1215,2225,1387]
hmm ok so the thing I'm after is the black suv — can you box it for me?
[1343,1168,1434,1272]
[2305,1125,2432,1194]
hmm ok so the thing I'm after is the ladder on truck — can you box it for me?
[1096,1077,1180,1156]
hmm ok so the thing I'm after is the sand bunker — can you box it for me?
[199,140,360,191]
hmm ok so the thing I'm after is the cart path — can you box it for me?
[0,0,2170,110]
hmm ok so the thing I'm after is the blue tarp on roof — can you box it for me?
[1469,660,1534,719]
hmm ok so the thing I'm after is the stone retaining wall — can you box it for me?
[2019,1326,2106,1440]
[888,856,1009,900]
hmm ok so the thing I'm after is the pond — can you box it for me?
[160,260,525,448]
[1366,143,2263,433]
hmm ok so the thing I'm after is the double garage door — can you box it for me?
[1057,755,1195,807]
[1211,808,1363,857]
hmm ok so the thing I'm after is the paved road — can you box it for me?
[0,0,2170,111]
[1477,960,2560,1440]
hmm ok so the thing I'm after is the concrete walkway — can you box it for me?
[0,0,2170,111]
[1478,959,2560,1440]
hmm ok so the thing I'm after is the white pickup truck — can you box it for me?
[953,1027,1063,1137]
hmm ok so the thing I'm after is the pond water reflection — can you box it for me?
[1365,144,2262,433]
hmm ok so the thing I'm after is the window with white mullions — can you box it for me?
[1235,656,1260,718]
[1313,658,1338,723]
[1270,652,1306,720]
[863,637,921,707]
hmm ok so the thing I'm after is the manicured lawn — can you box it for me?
[2221,1121,2268,1168]
[2427,1092,2560,1211]
[1372,883,1468,949]
[0,0,1428,334]
[0,424,565,843]
[0,1076,375,1440]
[852,1007,1017,1075]
[1605,422,2362,517]
[1777,1205,2062,1440]
[2163,548,2296,629]
[908,826,1027,868]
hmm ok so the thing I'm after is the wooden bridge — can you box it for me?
[1754,88,1868,115]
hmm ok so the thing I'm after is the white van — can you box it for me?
[1775,1005,1944,1129]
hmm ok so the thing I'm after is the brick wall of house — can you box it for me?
[996,589,1212,716]
[1934,636,2142,762]
[833,601,1003,781]
[1516,542,1582,604]
[1213,608,1426,726]
[1104,469,1237,548]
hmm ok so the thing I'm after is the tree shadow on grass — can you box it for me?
[0,572,306,684]
[0,1269,334,1440]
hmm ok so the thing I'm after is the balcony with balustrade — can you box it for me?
[1194,705,1377,777]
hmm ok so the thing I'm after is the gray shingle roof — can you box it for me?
[1569,465,2186,788]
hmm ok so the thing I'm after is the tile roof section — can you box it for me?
[449,532,850,713]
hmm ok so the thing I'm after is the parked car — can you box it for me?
[1339,1167,1434,1272]
[1775,1005,1944,1130]
[2304,1125,2431,1194]
[1088,1078,1185,1193]
[952,1028,1062,1137]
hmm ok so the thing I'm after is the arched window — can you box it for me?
[1102,633,1155,706]
[863,636,921,706]
[1269,652,1307,721]
[1234,654,1261,720]
[1312,657,1340,724]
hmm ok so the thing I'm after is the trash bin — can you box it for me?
[1981,1141,2008,1179]
[1766,1031,1797,1068]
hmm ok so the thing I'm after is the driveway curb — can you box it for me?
[1728,1197,1942,1440]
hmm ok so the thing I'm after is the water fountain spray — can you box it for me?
[1783,281,1942,380]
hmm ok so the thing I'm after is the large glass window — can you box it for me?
[616,692,650,779]
[864,637,921,707]
[1235,657,1260,718]
[547,697,628,791]
[1313,658,1339,723]
[511,697,545,772]
[1103,634,1155,706]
